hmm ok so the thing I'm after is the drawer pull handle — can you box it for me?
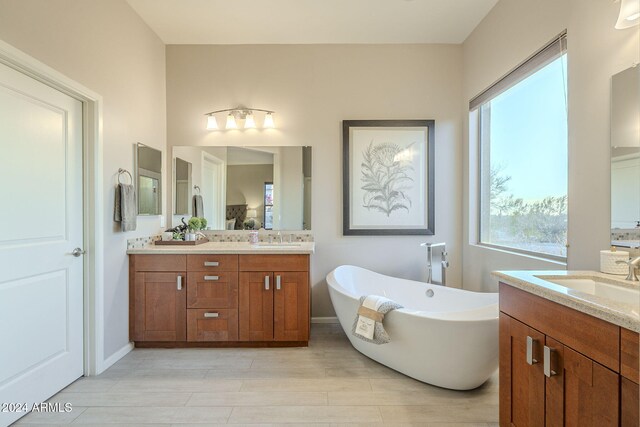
[265,275,270,291]
[276,275,281,290]
[204,275,219,281]
[177,275,183,291]
[543,346,557,377]
[204,312,219,318]
[204,261,220,267]
[526,336,538,365]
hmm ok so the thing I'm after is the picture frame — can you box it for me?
[343,119,435,235]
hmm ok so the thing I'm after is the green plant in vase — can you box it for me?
[188,217,202,232]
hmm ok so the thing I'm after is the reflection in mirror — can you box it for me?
[136,143,162,215]
[171,146,312,231]
[174,157,192,215]
[610,66,640,248]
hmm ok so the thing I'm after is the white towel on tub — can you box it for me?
[352,295,403,344]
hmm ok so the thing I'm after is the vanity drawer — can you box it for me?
[499,283,620,372]
[239,254,309,272]
[132,255,186,272]
[621,328,639,383]
[187,309,238,342]
[187,255,239,272]
[187,272,238,309]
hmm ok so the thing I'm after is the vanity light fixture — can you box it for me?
[225,113,238,129]
[263,112,275,129]
[206,115,218,130]
[616,0,640,29]
[204,106,276,131]
[244,112,256,129]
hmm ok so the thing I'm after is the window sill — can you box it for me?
[471,242,568,267]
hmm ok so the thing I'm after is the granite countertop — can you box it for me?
[127,241,315,255]
[493,270,640,333]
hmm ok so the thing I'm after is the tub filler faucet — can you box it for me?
[421,242,448,286]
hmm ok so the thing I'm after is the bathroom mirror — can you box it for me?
[610,66,640,247]
[171,146,312,231]
[136,143,163,215]
[174,157,192,215]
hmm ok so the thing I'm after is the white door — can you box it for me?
[202,153,226,230]
[0,62,84,426]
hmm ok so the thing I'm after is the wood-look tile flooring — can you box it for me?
[16,324,498,426]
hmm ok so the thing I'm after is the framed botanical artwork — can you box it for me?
[343,119,435,235]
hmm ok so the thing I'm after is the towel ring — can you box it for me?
[194,185,201,195]
[118,168,133,185]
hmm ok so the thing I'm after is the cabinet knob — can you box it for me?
[276,275,281,290]
[204,261,219,267]
[264,275,270,291]
[177,275,183,291]
[204,312,219,318]
[543,346,557,377]
[204,275,219,281]
[526,336,538,365]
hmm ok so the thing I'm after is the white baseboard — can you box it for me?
[98,342,134,374]
[311,316,339,324]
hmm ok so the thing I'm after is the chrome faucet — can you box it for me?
[616,256,640,281]
[421,242,448,285]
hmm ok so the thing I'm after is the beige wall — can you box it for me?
[461,0,640,290]
[0,0,166,360]
[167,44,463,317]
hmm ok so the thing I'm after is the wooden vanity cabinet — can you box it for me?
[499,283,639,427]
[620,327,639,427]
[239,255,310,343]
[129,255,187,342]
[130,253,310,346]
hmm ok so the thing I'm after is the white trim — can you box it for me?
[102,342,134,371]
[311,316,340,324]
[0,39,105,376]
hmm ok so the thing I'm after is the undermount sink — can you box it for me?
[253,242,302,248]
[535,276,640,306]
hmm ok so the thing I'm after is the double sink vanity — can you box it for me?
[127,241,314,347]
[495,270,639,426]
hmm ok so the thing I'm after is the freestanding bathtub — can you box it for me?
[326,265,499,390]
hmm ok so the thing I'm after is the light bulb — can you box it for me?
[627,12,640,21]
[616,0,640,29]
[206,115,218,130]
[244,112,256,129]
[226,113,238,129]
[263,112,275,129]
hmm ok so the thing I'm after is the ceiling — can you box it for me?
[126,0,498,45]
[227,147,274,166]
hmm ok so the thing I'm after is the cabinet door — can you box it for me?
[239,272,273,341]
[273,272,309,342]
[499,313,545,427]
[545,339,619,427]
[621,377,639,427]
[133,272,186,341]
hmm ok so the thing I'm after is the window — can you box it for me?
[264,182,274,230]
[471,33,568,259]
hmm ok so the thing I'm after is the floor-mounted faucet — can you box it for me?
[421,242,448,285]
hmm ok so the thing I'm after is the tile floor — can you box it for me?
[16,324,498,426]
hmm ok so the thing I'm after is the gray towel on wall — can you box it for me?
[192,194,204,218]
[114,183,137,232]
